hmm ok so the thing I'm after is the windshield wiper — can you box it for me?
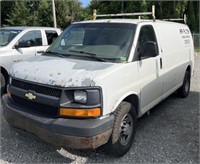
[44,51,67,58]
[69,50,109,62]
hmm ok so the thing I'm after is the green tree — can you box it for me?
[68,0,82,23]
[187,1,197,32]
[1,1,15,26]
[140,0,147,19]
[26,0,40,26]
[55,0,69,28]
[78,6,93,21]
[89,1,122,16]
[193,0,199,32]
[55,0,82,29]
[141,0,147,12]
[37,0,53,27]
[4,0,41,26]
[88,1,149,19]
[6,0,29,26]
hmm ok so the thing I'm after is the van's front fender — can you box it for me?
[111,91,140,116]
[93,62,140,116]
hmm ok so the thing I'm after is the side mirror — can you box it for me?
[15,40,32,49]
[139,41,158,59]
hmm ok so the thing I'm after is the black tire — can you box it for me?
[1,72,6,96]
[104,101,137,157]
[177,71,190,98]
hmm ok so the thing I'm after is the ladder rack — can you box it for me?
[93,5,156,21]
[92,5,186,24]
[163,14,187,24]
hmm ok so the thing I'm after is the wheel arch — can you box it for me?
[123,94,140,117]
[113,92,140,117]
[0,66,9,84]
[186,65,191,75]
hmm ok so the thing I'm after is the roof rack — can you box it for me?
[93,5,156,21]
[93,5,187,24]
[163,14,187,24]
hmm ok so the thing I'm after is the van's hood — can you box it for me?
[10,56,114,87]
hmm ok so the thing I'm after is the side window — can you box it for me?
[138,25,157,44]
[137,25,158,59]
[18,30,42,47]
[45,30,58,45]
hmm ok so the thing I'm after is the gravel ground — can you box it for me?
[0,53,199,164]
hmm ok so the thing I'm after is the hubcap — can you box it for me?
[120,113,133,146]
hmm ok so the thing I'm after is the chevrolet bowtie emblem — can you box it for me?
[25,92,36,100]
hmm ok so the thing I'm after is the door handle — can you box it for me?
[160,58,163,69]
[13,59,22,63]
[37,51,45,54]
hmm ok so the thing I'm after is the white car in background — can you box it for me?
[0,26,62,94]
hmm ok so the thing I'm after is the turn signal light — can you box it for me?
[60,108,101,117]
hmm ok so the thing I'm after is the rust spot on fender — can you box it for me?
[62,139,72,146]
[82,138,90,145]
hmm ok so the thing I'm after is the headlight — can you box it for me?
[60,88,102,118]
[74,90,87,104]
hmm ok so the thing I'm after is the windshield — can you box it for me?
[47,23,136,63]
[0,29,22,46]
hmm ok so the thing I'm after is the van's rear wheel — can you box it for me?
[177,71,190,98]
[104,101,137,157]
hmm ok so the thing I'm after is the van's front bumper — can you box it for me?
[2,95,114,149]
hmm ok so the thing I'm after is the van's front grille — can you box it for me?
[11,95,58,117]
[10,78,62,117]
[11,79,62,98]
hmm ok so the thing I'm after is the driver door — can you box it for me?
[137,25,163,113]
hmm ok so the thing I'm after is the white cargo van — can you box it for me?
[0,27,62,94]
[2,19,194,156]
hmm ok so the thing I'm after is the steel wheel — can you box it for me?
[104,101,137,157]
[120,113,133,146]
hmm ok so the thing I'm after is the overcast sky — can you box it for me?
[80,0,91,7]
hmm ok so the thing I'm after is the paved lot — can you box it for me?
[0,54,199,163]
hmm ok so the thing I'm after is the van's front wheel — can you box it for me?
[177,71,190,98]
[104,101,137,157]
